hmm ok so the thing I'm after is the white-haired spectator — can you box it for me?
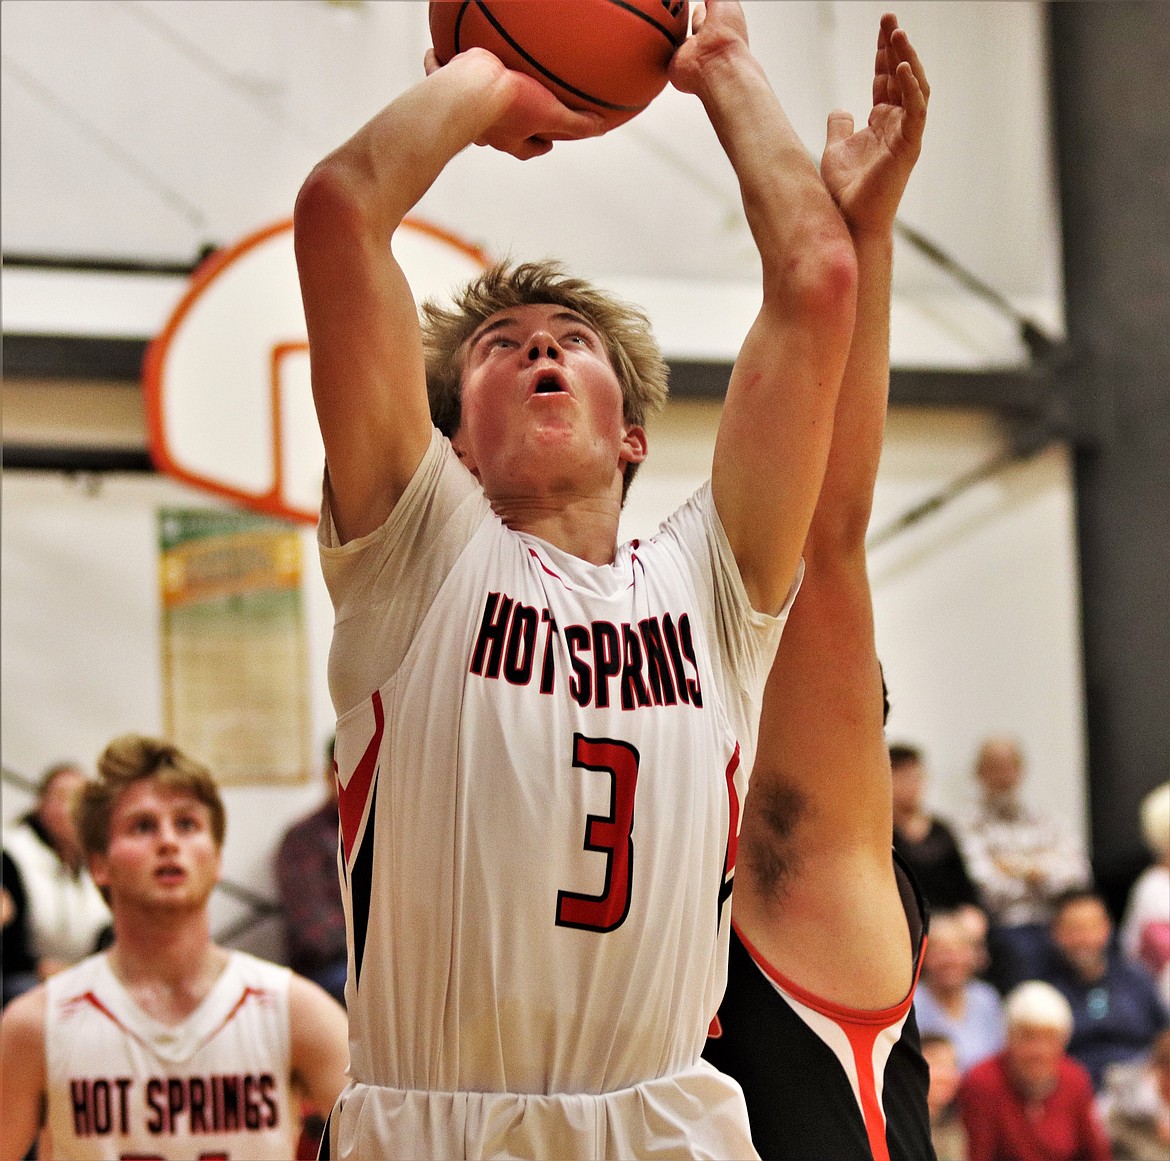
[1120,783,1170,1003]
[958,980,1113,1161]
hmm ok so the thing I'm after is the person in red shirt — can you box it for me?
[959,980,1113,1161]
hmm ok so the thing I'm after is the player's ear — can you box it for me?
[89,851,109,890]
[620,424,647,466]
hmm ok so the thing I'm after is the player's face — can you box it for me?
[91,779,221,913]
[454,303,646,503]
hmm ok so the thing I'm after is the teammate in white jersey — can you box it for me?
[0,734,350,1161]
[705,14,935,1160]
[293,1,859,1156]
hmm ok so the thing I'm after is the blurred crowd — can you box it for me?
[4,737,1166,1161]
[892,738,1169,1161]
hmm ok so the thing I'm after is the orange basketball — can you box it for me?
[429,1,689,132]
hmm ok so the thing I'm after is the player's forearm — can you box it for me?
[696,46,852,301]
[297,50,516,239]
[806,228,895,556]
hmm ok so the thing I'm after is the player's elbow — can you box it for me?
[294,159,375,252]
[762,232,858,350]
[791,234,858,322]
[806,497,874,560]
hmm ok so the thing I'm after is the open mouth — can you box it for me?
[532,372,567,396]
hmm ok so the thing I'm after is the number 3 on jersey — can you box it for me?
[556,734,640,933]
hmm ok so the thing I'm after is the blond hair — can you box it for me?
[420,260,670,500]
[75,734,226,858]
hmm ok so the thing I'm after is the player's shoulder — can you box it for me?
[223,948,293,991]
[0,977,48,1041]
[43,950,108,997]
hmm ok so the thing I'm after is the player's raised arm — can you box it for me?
[293,49,603,544]
[670,0,858,614]
[736,12,929,1008]
[0,985,48,1161]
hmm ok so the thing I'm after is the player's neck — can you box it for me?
[107,913,227,1022]
[490,491,623,565]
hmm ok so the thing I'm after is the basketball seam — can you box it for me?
[466,0,648,113]
[606,0,687,47]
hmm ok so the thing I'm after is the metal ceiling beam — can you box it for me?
[4,333,1075,416]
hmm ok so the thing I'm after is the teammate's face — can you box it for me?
[91,779,221,913]
[453,303,646,504]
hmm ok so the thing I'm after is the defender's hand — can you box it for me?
[820,13,929,234]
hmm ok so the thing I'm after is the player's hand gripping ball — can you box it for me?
[429,1,690,132]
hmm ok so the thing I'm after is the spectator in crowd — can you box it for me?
[275,735,346,1006]
[1042,887,1169,1092]
[891,742,984,922]
[959,980,1113,1161]
[914,908,1006,1075]
[2,761,111,1006]
[1106,1026,1170,1161]
[920,1032,967,1161]
[1120,782,1170,1003]
[959,736,1091,991]
[0,733,350,1161]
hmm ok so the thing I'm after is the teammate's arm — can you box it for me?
[670,0,858,614]
[293,50,602,545]
[0,985,47,1161]
[734,13,929,1008]
[287,973,351,1116]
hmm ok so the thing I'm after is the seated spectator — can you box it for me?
[959,980,1113,1161]
[1105,1027,1170,1160]
[275,736,346,1006]
[2,761,111,1006]
[1119,782,1170,1003]
[920,1032,967,1161]
[914,909,1007,1075]
[892,742,984,919]
[959,736,1092,992]
[1042,887,1169,1092]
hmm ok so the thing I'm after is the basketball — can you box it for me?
[429,1,690,132]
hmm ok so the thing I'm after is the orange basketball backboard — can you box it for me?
[143,217,488,524]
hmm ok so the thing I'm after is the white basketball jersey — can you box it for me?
[43,951,297,1161]
[319,433,794,1156]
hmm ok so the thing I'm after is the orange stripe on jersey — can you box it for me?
[195,986,277,1054]
[338,690,385,863]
